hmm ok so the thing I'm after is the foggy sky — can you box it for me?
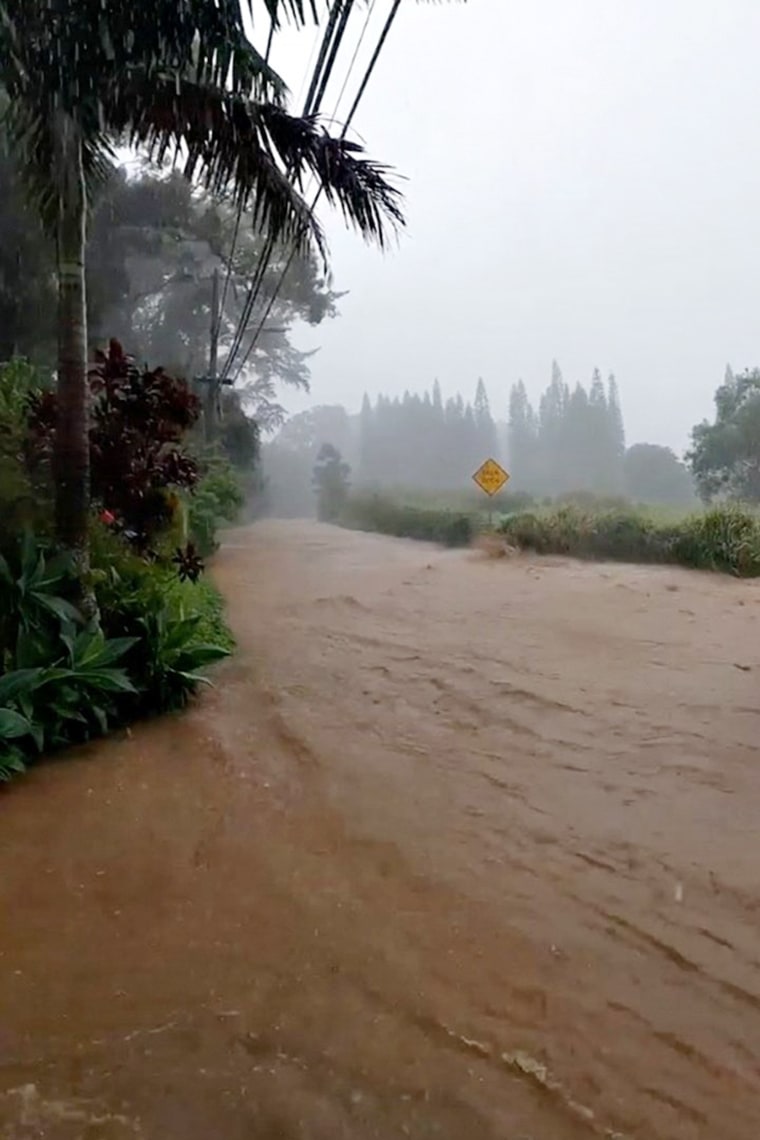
[269,1,760,454]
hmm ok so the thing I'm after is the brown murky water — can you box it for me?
[2,521,760,1139]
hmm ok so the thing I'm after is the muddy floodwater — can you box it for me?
[2,520,760,1139]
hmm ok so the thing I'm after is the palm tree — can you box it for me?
[0,0,403,578]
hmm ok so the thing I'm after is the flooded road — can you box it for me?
[2,520,760,1139]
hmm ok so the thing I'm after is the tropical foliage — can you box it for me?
[0,359,48,545]
[0,524,233,781]
[0,0,404,563]
[0,334,242,782]
[26,339,202,550]
[87,169,341,407]
[187,456,246,557]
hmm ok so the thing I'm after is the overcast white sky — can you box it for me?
[265,0,760,453]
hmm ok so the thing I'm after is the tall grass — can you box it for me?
[500,505,760,577]
[375,485,535,516]
[339,492,760,577]
[339,494,474,547]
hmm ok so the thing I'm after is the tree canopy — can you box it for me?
[0,0,404,254]
[689,367,760,502]
[0,152,337,429]
[624,444,696,507]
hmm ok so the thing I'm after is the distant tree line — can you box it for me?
[507,363,625,495]
[260,364,699,517]
[358,379,498,488]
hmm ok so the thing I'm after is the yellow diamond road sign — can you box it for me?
[473,458,510,497]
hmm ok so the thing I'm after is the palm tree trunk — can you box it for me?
[53,118,91,589]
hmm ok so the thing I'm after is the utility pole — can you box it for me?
[204,266,220,443]
[195,265,286,425]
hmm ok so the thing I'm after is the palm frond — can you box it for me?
[105,72,404,254]
[3,98,114,232]
[0,0,288,109]
[0,0,293,230]
[248,0,321,29]
[260,104,405,249]
[0,1,405,250]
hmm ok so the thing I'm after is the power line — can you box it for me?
[293,23,323,112]
[212,10,276,370]
[223,0,358,383]
[222,3,350,382]
[214,199,242,348]
[343,0,400,130]
[330,0,377,123]
[311,0,355,119]
[219,7,297,383]
[302,0,345,117]
[231,0,403,386]
[221,230,275,382]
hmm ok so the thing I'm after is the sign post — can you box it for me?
[472,458,510,527]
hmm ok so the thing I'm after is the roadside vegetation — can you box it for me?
[337,489,760,578]
[500,503,760,576]
[0,2,404,781]
[262,356,760,586]
[340,494,475,547]
[0,351,242,781]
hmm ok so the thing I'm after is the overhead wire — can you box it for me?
[230,0,402,385]
[212,9,277,366]
[330,0,377,123]
[214,199,243,351]
[301,0,346,117]
[310,0,355,120]
[223,0,358,382]
[342,0,400,131]
[221,1,353,382]
[293,22,324,113]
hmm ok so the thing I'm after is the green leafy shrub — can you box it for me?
[0,624,137,779]
[26,340,201,551]
[0,359,50,545]
[0,530,81,669]
[93,529,232,715]
[186,455,245,557]
[671,506,760,575]
[0,531,139,781]
[1,530,233,781]
[131,604,230,714]
[168,575,235,654]
[0,706,31,781]
[340,495,474,547]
